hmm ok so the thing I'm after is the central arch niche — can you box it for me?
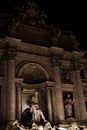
[16,62,51,121]
[17,62,50,84]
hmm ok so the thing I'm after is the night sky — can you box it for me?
[0,0,86,51]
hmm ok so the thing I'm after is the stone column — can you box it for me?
[83,68,87,79]
[51,88,56,122]
[47,88,52,122]
[5,50,16,121]
[16,85,22,122]
[2,60,7,121]
[51,57,65,121]
[71,61,87,120]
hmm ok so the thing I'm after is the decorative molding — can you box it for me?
[15,78,24,83]
[0,37,87,64]
[61,83,74,91]
[50,46,64,56]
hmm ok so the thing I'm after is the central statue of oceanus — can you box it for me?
[10,91,52,130]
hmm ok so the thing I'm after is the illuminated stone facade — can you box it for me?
[0,2,87,129]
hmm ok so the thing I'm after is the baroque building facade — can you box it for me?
[0,1,87,130]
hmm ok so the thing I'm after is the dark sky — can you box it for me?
[0,0,86,51]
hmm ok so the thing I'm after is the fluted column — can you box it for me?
[51,57,64,121]
[47,88,52,122]
[4,50,16,121]
[71,61,87,120]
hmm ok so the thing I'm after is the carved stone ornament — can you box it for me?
[70,34,79,50]
[3,45,17,61]
[50,29,61,46]
[70,60,81,70]
[51,56,60,67]
[8,18,20,36]
[8,1,48,35]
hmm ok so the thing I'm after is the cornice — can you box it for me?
[0,37,51,57]
[20,81,54,89]
[72,51,85,59]
[0,37,87,63]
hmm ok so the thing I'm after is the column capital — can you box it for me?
[46,86,52,91]
[51,56,61,67]
[3,49,17,61]
[70,60,81,70]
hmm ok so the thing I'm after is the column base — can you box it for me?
[65,117,76,123]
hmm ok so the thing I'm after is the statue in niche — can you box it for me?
[64,93,74,119]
